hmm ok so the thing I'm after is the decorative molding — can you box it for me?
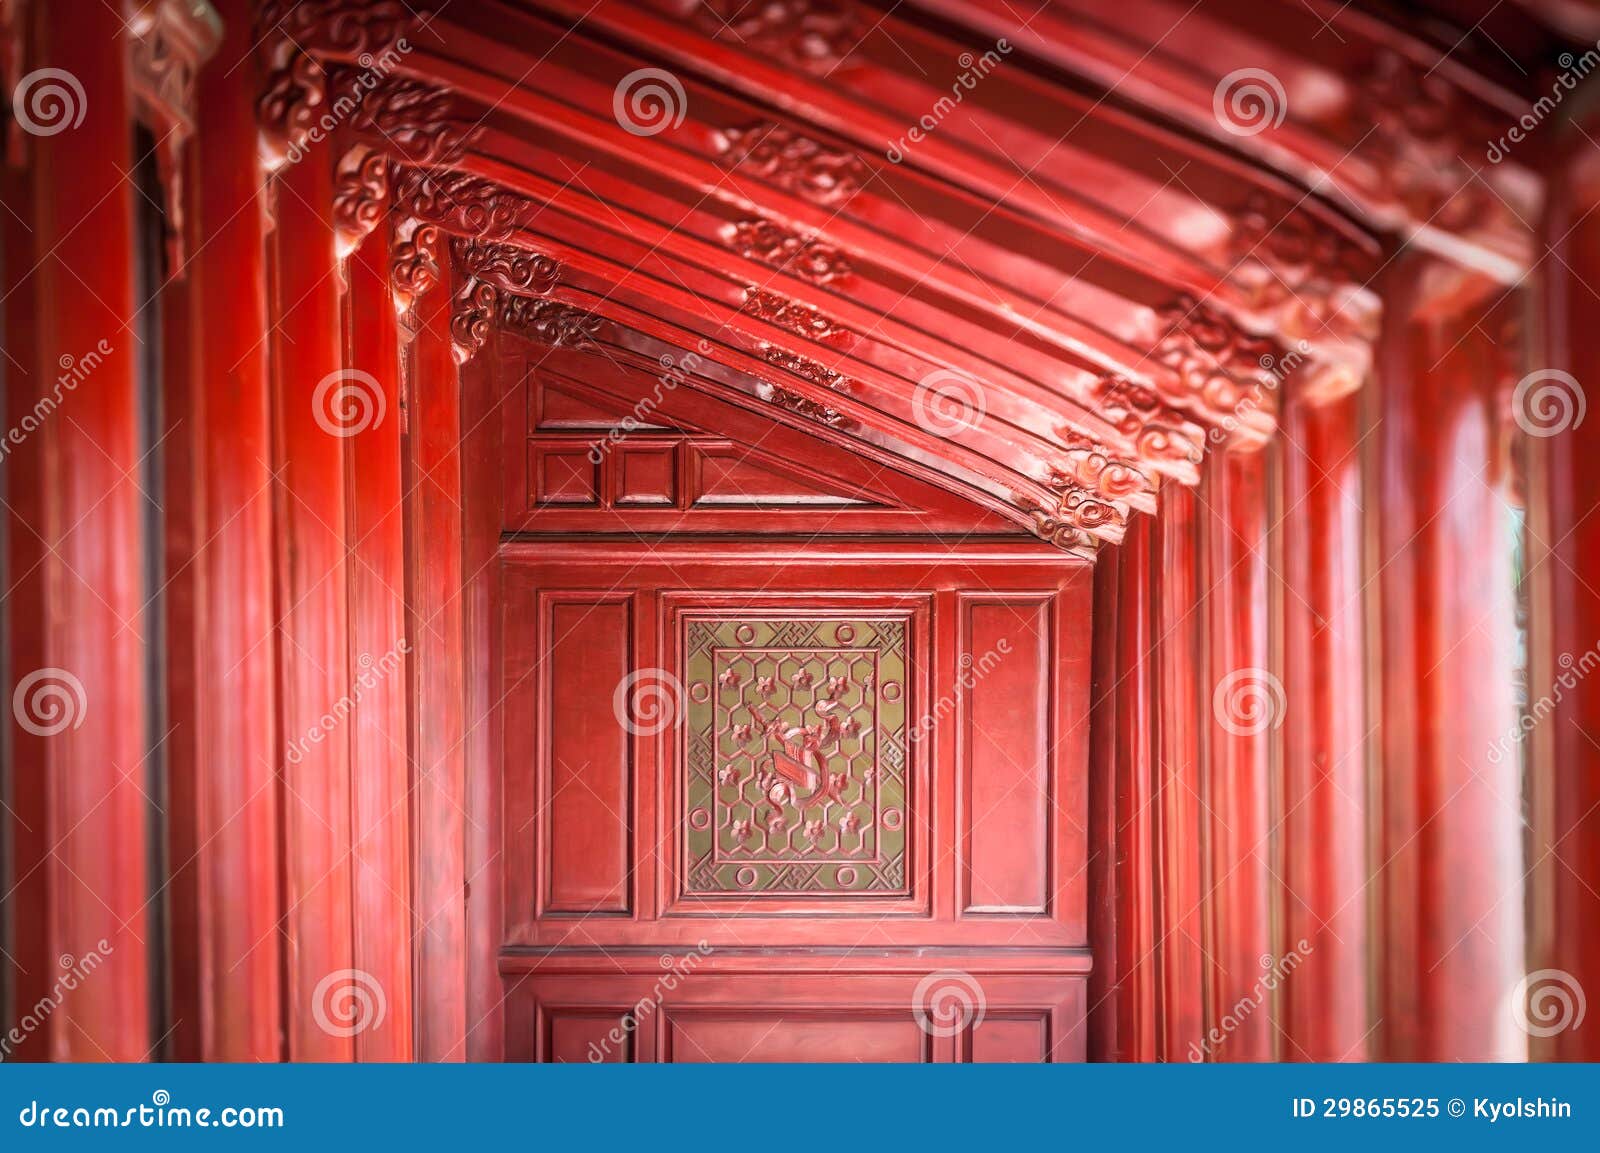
[1083,375,1206,487]
[1052,434,1154,514]
[338,71,481,168]
[390,165,534,241]
[725,218,853,285]
[497,295,606,350]
[716,121,868,206]
[759,346,849,390]
[689,0,868,74]
[126,0,222,273]
[333,145,390,257]
[1149,296,1278,444]
[449,236,562,363]
[255,0,416,168]
[740,286,852,345]
[756,380,851,429]
[1017,501,1095,553]
[390,219,444,315]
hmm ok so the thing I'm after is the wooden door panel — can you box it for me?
[498,540,1092,1059]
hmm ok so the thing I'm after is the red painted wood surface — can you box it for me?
[1278,388,1370,1061]
[406,250,469,1062]
[189,0,282,1061]
[344,216,415,1062]
[28,0,151,1060]
[1374,260,1524,1061]
[271,145,355,1062]
[1201,448,1272,1062]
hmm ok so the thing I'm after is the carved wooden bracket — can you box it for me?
[449,236,562,364]
[1080,375,1206,487]
[1147,295,1280,446]
[126,0,222,274]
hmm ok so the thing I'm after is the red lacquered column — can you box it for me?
[189,0,283,1061]
[405,234,469,1061]
[1200,447,1273,1061]
[1373,259,1524,1061]
[1277,387,1370,1061]
[270,145,355,1062]
[28,0,150,1059]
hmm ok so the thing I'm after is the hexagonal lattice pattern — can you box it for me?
[682,616,909,894]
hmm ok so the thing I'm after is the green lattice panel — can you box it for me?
[682,616,909,894]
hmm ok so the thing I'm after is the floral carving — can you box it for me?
[726,218,853,285]
[1018,502,1094,553]
[717,121,868,206]
[758,381,851,428]
[452,237,560,297]
[390,222,444,312]
[690,0,868,74]
[740,286,852,345]
[497,295,606,350]
[760,346,849,390]
[1052,434,1154,514]
[338,71,481,167]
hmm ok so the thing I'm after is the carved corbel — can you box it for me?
[390,165,535,241]
[390,217,444,324]
[449,236,562,363]
[496,295,606,351]
[125,0,222,274]
[333,144,389,257]
[1081,375,1206,487]
[1147,296,1280,446]
[1052,433,1156,515]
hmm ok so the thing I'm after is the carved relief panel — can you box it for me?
[681,613,911,896]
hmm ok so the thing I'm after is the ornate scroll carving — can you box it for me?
[726,218,853,285]
[1016,500,1095,553]
[757,381,851,429]
[1083,375,1205,486]
[1149,296,1278,444]
[690,0,868,74]
[337,71,480,168]
[390,220,444,315]
[497,295,606,350]
[126,0,222,272]
[449,236,562,363]
[255,0,416,169]
[1052,433,1154,514]
[390,165,534,241]
[760,346,850,390]
[741,286,852,345]
[717,121,868,206]
[333,145,389,257]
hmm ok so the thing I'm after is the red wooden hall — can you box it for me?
[0,0,1597,1064]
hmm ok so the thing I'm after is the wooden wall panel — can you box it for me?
[542,596,635,916]
[959,596,1051,915]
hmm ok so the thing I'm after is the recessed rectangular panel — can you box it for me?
[969,1014,1049,1063]
[543,597,632,914]
[616,445,678,506]
[961,597,1052,914]
[681,614,910,895]
[547,1010,635,1063]
[665,1013,927,1063]
[531,442,599,506]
